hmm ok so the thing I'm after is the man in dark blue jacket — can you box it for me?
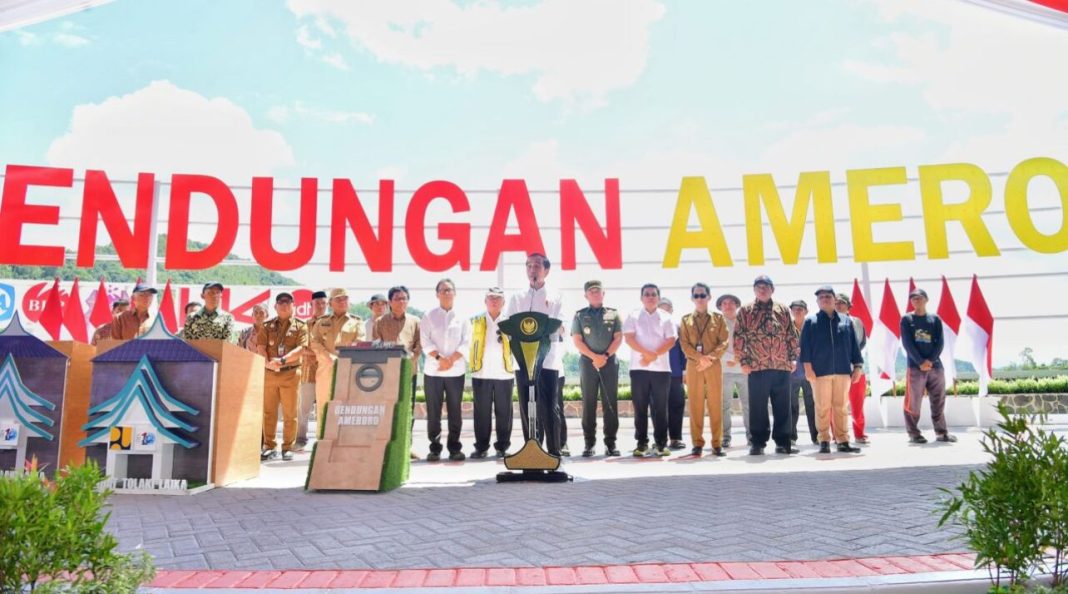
[800,286,864,454]
[900,288,956,444]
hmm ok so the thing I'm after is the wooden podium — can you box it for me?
[306,346,411,492]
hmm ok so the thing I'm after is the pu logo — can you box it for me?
[109,426,132,450]
[520,317,538,336]
[0,283,13,322]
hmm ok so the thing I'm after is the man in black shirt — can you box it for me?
[900,288,957,444]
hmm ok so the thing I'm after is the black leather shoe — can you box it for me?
[749,446,764,456]
[909,435,928,444]
[605,447,621,457]
[496,449,507,458]
[560,444,571,457]
[260,449,278,461]
[818,442,831,454]
[281,450,294,461]
[668,440,686,450]
[936,434,958,443]
[774,446,800,454]
[581,448,595,457]
[722,437,732,448]
[690,446,702,456]
[426,452,441,462]
[470,450,488,459]
[448,451,466,461]
[712,447,726,457]
[837,442,862,453]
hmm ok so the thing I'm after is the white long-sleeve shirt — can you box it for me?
[419,306,472,377]
[505,284,565,371]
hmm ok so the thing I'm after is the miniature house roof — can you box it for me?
[93,317,215,364]
[0,353,56,440]
[80,354,199,449]
[0,313,67,360]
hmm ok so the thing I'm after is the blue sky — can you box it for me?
[1,0,1067,364]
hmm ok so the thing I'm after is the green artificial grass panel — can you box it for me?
[378,358,412,492]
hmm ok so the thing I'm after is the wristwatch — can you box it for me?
[280,356,287,365]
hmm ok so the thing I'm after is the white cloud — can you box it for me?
[296,24,322,50]
[52,32,88,47]
[46,80,295,181]
[286,0,665,106]
[266,100,373,126]
[320,51,348,70]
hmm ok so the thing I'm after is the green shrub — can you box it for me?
[938,404,1067,592]
[0,461,154,593]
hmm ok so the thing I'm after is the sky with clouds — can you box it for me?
[1,0,1067,364]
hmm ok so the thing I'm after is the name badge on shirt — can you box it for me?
[696,344,704,353]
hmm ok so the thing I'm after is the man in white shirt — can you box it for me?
[420,278,472,462]
[623,283,678,457]
[469,287,515,458]
[717,293,750,448]
[505,252,566,457]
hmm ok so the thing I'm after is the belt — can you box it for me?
[269,365,301,373]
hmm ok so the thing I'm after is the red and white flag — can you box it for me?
[904,277,917,313]
[88,278,112,330]
[961,275,994,397]
[869,279,902,397]
[936,276,962,387]
[850,279,873,338]
[158,279,178,333]
[62,278,89,343]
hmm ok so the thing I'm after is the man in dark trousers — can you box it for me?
[571,280,623,457]
[659,297,688,451]
[800,286,863,454]
[789,300,817,446]
[900,288,957,444]
[734,275,799,456]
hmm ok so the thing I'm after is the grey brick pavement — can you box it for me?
[109,465,975,571]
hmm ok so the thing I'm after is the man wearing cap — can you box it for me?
[309,288,365,429]
[420,279,471,462]
[789,300,817,445]
[365,294,388,340]
[624,283,677,457]
[505,253,567,456]
[111,283,157,340]
[295,291,328,450]
[734,275,799,455]
[679,283,730,456]
[659,297,688,451]
[256,292,309,461]
[181,282,234,342]
[92,299,129,345]
[800,286,864,454]
[571,280,623,457]
[900,289,956,444]
[836,293,870,444]
[717,293,749,448]
[470,287,516,458]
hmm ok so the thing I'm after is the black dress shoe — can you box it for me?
[496,449,507,458]
[470,450,488,459]
[712,447,726,457]
[749,446,765,456]
[605,447,621,457]
[581,448,595,457]
[668,440,686,450]
[774,446,800,454]
[722,437,732,448]
[426,452,441,462]
[818,441,831,454]
[936,434,958,443]
[448,451,466,461]
[837,442,862,453]
[691,446,702,456]
[909,435,928,444]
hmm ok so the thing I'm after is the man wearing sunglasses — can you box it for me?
[679,283,730,457]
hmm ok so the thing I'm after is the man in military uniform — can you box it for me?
[296,291,328,450]
[256,292,308,461]
[570,280,622,457]
[309,288,364,426]
[91,299,128,345]
[111,283,157,340]
[181,282,234,341]
[679,282,730,457]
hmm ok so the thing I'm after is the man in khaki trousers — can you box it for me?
[678,282,730,457]
[309,288,365,422]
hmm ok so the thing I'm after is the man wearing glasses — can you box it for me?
[419,279,471,462]
[571,280,623,457]
[678,282,730,457]
[256,292,309,461]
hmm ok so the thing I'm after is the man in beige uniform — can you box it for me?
[257,292,308,461]
[309,288,364,421]
[296,291,328,450]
